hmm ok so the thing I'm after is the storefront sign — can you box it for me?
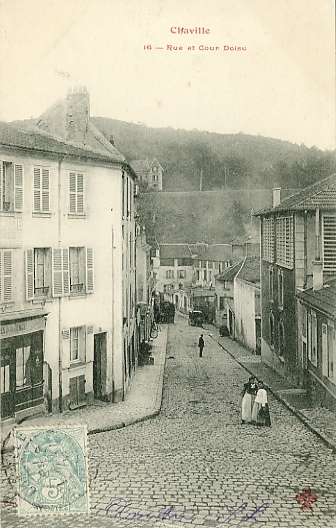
[1,317,45,339]
[0,216,22,248]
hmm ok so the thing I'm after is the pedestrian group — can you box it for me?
[241,376,271,427]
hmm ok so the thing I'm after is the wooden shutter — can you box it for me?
[77,173,84,213]
[25,249,34,300]
[78,375,86,405]
[34,167,41,211]
[42,168,50,212]
[86,248,94,293]
[86,325,94,362]
[62,249,70,295]
[2,251,12,302]
[52,248,63,297]
[69,377,77,408]
[62,328,71,369]
[14,164,23,211]
[0,161,2,210]
[69,172,76,213]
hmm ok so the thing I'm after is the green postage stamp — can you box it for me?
[15,424,89,515]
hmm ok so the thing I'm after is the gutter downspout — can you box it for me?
[58,157,63,412]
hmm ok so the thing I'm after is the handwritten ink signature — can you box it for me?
[106,498,270,524]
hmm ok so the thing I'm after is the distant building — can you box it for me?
[214,260,243,335]
[256,175,336,407]
[130,158,163,191]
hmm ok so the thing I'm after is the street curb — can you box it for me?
[210,334,336,453]
[89,326,168,436]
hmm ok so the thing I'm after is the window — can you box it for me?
[69,172,84,214]
[278,269,284,309]
[262,217,274,262]
[16,346,31,387]
[0,161,23,212]
[278,322,285,358]
[34,167,50,212]
[0,250,12,302]
[276,216,293,268]
[69,247,94,294]
[201,260,207,268]
[70,327,86,363]
[203,270,207,281]
[178,270,186,279]
[34,248,51,297]
[208,261,213,269]
[160,258,174,266]
[323,215,336,271]
[152,172,159,182]
[322,323,335,382]
[196,270,200,280]
[219,296,225,310]
[269,266,274,302]
[166,270,174,279]
[163,284,172,293]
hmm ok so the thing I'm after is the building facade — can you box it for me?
[0,96,137,421]
[130,158,163,191]
[257,175,336,406]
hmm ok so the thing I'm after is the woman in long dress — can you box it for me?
[241,376,258,424]
[251,381,271,426]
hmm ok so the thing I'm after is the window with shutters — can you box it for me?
[69,247,94,295]
[0,250,12,302]
[69,172,84,215]
[52,248,70,297]
[276,216,293,268]
[0,161,23,212]
[323,215,336,271]
[34,248,51,297]
[33,167,50,213]
[262,217,274,262]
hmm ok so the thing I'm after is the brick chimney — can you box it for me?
[273,188,281,208]
[66,86,90,143]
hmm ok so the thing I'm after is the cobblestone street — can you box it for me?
[2,314,336,528]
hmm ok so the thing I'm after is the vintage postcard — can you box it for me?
[0,1,335,527]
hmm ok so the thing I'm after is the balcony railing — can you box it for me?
[34,286,50,296]
[70,283,84,293]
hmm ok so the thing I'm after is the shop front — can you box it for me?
[1,311,47,421]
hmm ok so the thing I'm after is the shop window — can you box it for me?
[0,250,12,302]
[16,346,32,387]
[69,172,84,214]
[0,161,23,212]
[70,326,86,363]
[33,166,50,213]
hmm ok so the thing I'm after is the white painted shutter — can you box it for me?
[52,248,63,297]
[34,167,41,211]
[42,168,50,212]
[3,250,12,302]
[25,249,34,300]
[322,324,328,377]
[14,164,23,211]
[69,172,76,213]
[86,248,94,293]
[62,248,70,295]
[77,173,84,213]
[0,161,2,210]
[62,328,71,369]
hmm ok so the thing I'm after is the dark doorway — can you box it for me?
[255,318,261,355]
[93,333,106,399]
[1,340,15,419]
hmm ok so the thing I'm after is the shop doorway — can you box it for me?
[93,333,106,399]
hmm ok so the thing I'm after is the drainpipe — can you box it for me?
[111,223,115,402]
[58,157,63,412]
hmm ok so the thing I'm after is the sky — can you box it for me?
[0,0,335,150]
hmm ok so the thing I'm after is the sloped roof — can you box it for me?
[159,243,193,259]
[148,158,164,171]
[215,260,244,282]
[256,174,336,216]
[0,121,125,163]
[130,159,150,173]
[189,243,232,262]
[297,279,336,317]
[236,256,261,285]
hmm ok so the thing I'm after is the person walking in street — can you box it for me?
[241,376,258,424]
[251,380,271,426]
[198,334,204,357]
